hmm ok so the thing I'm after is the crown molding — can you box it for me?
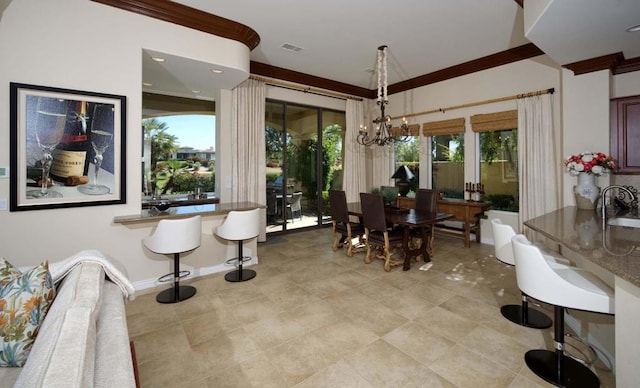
[563,52,625,75]
[613,56,640,75]
[388,43,545,95]
[90,0,260,50]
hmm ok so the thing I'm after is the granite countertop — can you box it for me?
[113,201,265,224]
[524,206,640,287]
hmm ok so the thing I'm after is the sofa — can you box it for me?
[0,251,137,387]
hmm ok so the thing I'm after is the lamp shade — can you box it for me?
[391,165,415,181]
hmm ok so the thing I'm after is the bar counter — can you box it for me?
[524,206,640,287]
[113,201,264,224]
[524,206,640,387]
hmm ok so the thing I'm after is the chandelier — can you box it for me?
[357,45,411,146]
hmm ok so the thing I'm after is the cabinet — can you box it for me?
[611,95,640,174]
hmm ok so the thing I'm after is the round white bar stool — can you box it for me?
[215,208,260,282]
[143,215,201,303]
[512,234,614,388]
[491,218,552,328]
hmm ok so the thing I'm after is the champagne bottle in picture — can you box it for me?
[50,100,89,182]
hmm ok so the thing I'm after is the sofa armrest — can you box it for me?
[94,280,136,387]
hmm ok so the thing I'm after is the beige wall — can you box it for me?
[0,0,249,285]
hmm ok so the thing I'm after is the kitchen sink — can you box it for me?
[608,217,640,228]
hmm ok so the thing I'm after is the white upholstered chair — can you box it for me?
[512,234,614,387]
[214,208,261,282]
[491,218,553,328]
[143,215,201,303]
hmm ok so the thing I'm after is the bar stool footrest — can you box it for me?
[157,270,191,283]
[225,256,252,266]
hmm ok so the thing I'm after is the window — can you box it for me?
[265,100,345,233]
[472,110,518,211]
[431,134,464,198]
[142,93,215,198]
[478,129,518,211]
[394,137,419,194]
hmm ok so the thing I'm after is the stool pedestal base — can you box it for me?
[525,349,599,388]
[156,285,196,304]
[225,268,256,282]
[501,304,552,329]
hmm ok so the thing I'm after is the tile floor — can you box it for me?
[125,228,616,387]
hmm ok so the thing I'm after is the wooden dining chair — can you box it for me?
[328,190,364,256]
[411,189,439,257]
[359,192,405,271]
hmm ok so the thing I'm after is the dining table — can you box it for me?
[347,202,454,270]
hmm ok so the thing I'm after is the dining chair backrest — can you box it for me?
[360,192,387,231]
[491,218,516,265]
[329,190,349,224]
[415,189,438,212]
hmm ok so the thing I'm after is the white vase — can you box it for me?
[573,173,600,210]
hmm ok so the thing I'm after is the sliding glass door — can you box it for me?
[265,100,345,233]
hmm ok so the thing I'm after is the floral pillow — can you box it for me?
[0,258,22,287]
[0,259,55,367]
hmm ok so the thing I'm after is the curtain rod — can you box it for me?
[249,75,363,101]
[394,87,555,120]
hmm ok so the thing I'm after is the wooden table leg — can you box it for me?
[401,226,431,271]
[402,227,412,271]
[463,221,471,248]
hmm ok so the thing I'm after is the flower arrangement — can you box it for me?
[564,152,617,176]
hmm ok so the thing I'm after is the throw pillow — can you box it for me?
[0,260,55,367]
[0,257,22,287]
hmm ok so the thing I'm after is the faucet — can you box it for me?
[601,185,637,225]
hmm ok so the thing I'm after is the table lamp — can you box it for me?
[391,165,415,197]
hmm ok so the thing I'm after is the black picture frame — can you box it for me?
[10,82,126,211]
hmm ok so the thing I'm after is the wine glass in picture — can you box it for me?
[78,104,114,195]
[27,97,68,199]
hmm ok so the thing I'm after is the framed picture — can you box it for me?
[10,83,126,211]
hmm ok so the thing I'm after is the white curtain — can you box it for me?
[371,144,392,189]
[231,78,266,204]
[343,99,367,202]
[517,93,558,230]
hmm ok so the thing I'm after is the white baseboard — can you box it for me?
[132,256,259,292]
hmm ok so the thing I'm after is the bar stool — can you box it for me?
[214,208,260,282]
[143,215,201,303]
[491,218,552,328]
[512,234,614,388]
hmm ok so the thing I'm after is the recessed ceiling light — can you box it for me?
[192,90,201,94]
[142,82,153,87]
[626,24,640,32]
[211,69,223,74]
[151,56,166,62]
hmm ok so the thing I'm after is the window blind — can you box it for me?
[470,110,517,132]
[422,117,465,136]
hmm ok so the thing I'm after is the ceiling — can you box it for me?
[138,0,640,100]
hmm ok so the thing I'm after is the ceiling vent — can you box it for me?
[281,43,303,53]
